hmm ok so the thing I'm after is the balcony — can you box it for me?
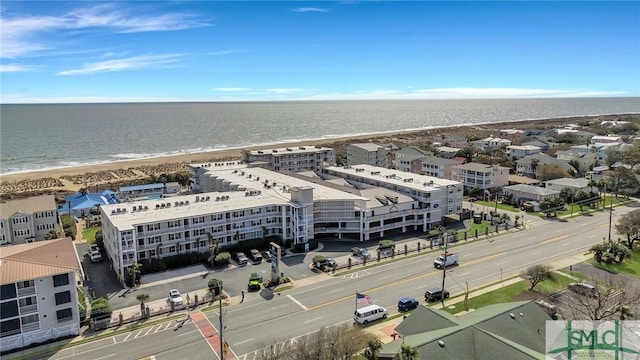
[17,287,36,296]
[22,322,40,332]
[19,304,38,315]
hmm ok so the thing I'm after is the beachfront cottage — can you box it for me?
[0,195,60,245]
[241,145,336,172]
[0,238,82,352]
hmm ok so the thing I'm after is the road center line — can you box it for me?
[234,338,255,346]
[287,294,308,310]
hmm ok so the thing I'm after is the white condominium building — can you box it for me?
[321,164,463,226]
[241,145,336,172]
[0,238,82,352]
[0,195,60,245]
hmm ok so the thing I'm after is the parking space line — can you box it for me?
[133,329,144,338]
[123,332,133,342]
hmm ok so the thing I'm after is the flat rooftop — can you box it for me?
[324,164,460,191]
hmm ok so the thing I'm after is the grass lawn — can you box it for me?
[588,248,640,278]
[444,273,574,314]
[471,201,520,213]
[82,227,100,244]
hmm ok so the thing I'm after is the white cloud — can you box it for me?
[292,7,329,13]
[264,88,305,94]
[57,54,183,75]
[213,88,251,92]
[0,87,628,104]
[0,63,37,72]
[0,4,210,59]
[205,50,247,57]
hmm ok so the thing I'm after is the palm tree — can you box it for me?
[363,338,383,360]
[394,343,419,360]
[128,262,142,288]
[530,158,540,178]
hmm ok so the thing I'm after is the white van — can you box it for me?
[353,304,387,325]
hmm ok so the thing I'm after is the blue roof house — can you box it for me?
[58,190,119,218]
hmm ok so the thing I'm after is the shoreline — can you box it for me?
[1,113,637,197]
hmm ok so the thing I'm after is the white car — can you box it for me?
[168,289,184,306]
[89,250,102,262]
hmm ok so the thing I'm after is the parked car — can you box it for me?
[397,297,420,311]
[261,250,273,262]
[249,249,262,263]
[89,250,102,262]
[568,282,597,297]
[235,252,249,266]
[168,289,184,306]
[424,288,450,302]
[351,247,371,259]
[314,257,337,270]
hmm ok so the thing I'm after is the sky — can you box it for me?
[1,1,639,103]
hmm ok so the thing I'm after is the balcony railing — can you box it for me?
[19,304,38,314]
[22,322,40,332]
[17,287,36,296]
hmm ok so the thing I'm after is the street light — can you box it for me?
[218,281,225,360]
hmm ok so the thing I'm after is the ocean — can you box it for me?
[1,98,639,175]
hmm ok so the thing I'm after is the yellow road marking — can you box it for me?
[541,234,570,245]
[306,252,507,311]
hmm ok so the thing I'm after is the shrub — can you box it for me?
[90,297,112,319]
[378,240,395,250]
[214,252,231,266]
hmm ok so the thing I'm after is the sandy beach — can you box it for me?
[1,114,636,199]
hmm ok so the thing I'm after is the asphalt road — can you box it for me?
[50,203,637,360]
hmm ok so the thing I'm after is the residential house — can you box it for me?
[400,156,459,178]
[441,134,468,148]
[516,153,576,179]
[57,190,119,218]
[0,238,82,352]
[555,149,600,174]
[544,178,597,195]
[471,137,512,151]
[395,147,431,171]
[590,135,624,145]
[347,143,394,168]
[506,145,542,160]
[496,129,525,141]
[436,146,461,159]
[0,195,60,245]
[450,163,509,190]
[378,301,551,360]
[521,139,553,151]
[242,145,336,172]
[502,184,560,205]
[585,165,611,182]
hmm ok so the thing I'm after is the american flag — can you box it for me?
[356,292,372,305]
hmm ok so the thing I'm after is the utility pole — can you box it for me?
[441,235,448,308]
[608,194,613,244]
[219,282,224,360]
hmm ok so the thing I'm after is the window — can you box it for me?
[53,274,69,287]
[1,301,18,319]
[56,308,73,322]
[0,318,21,336]
[56,291,71,305]
[21,314,39,325]
[1,284,16,300]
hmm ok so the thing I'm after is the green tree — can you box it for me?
[521,264,554,290]
[44,230,60,240]
[90,297,112,319]
[615,209,640,249]
[363,338,383,360]
[394,343,419,360]
[128,262,142,287]
[208,278,222,296]
[574,190,591,211]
